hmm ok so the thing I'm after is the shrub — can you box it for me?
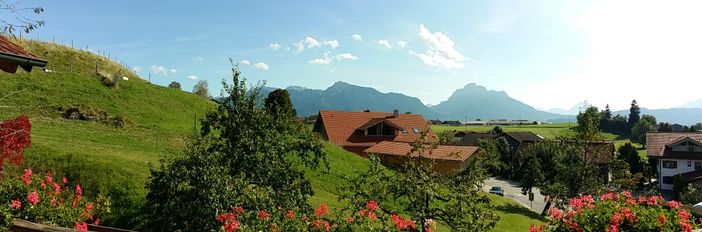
[0,115,31,167]
[534,192,698,232]
[167,81,181,90]
[0,167,110,230]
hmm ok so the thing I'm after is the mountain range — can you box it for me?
[612,108,702,126]
[262,81,568,121]
[680,98,702,109]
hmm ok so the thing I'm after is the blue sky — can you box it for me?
[22,0,702,111]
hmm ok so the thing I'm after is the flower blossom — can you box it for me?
[74,222,88,231]
[22,169,32,185]
[258,210,269,220]
[27,191,39,205]
[10,199,21,209]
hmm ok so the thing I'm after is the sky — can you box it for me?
[18,0,702,111]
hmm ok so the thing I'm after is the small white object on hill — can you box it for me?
[122,76,129,81]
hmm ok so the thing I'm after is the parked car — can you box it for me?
[489,186,504,196]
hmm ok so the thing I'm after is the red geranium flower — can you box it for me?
[258,210,269,220]
[10,199,21,209]
[27,191,39,205]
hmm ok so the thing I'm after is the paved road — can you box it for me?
[482,177,546,214]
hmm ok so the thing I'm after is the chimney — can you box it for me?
[363,109,370,112]
[393,109,399,118]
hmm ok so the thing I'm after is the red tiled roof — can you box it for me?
[646,133,702,157]
[364,141,478,161]
[0,36,47,73]
[315,110,436,147]
[0,36,39,59]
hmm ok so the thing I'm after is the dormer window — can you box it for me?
[672,140,702,152]
[365,123,396,136]
[399,128,407,133]
[412,128,421,133]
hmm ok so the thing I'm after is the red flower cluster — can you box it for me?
[529,224,545,232]
[314,203,329,217]
[357,200,378,221]
[285,210,295,220]
[569,195,595,211]
[0,115,32,166]
[72,184,83,207]
[548,207,563,220]
[667,200,682,209]
[10,199,21,209]
[390,214,416,230]
[678,210,692,232]
[22,169,32,185]
[216,212,240,232]
[258,210,269,220]
[74,222,88,231]
[27,191,39,205]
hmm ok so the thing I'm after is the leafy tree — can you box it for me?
[680,184,702,205]
[341,135,498,232]
[690,124,699,132]
[477,137,512,177]
[517,139,604,211]
[603,104,612,120]
[631,116,657,145]
[657,122,673,132]
[144,63,327,231]
[673,174,687,200]
[263,89,297,119]
[167,81,181,90]
[617,142,645,175]
[628,100,640,126]
[490,126,503,134]
[0,1,44,34]
[694,123,702,131]
[192,80,209,98]
[576,106,602,140]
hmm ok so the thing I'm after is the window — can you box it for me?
[412,128,421,133]
[689,161,692,167]
[399,128,407,133]
[695,161,701,170]
[662,176,675,185]
[366,123,394,136]
[662,160,677,169]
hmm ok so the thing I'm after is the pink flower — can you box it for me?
[606,224,619,232]
[315,203,329,217]
[600,192,618,201]
[62,176,68,184]
[529,224,544,232]
[233,207,244,215]
[657,215,666,226]
[678,210,691,221]
[216,213,240,232]
[667,200,682,209]
[681,222,692,232]
[366,200,379,211]
[344,217,354,223]
[620,208,636,222]
[285,210,295,220]
[258,210,269,220]
[74,222,88,231]
[10,199,21,209]
[72,185,83,207]
[548,207,563,220]
[22,169,32,185]
[27,191,39,205]
[623,191,632,198]
[391,214,416,230]
[610,213,622,225]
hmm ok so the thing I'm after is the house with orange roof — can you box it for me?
[313,109,479,172]
[0,36,47,73]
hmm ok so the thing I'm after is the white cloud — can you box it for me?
[133,65,143,72]
[293,41,305,53]
[397,41,408,49]
[240,60,251,65]
[413,24,468,70]
[335,53,358,61]
[254,62,269,71]
[376,40,392,48]
[309,54,333,65]
[324,40,340,49]
[269,43,281,51]
[186,75,198,80]
[150,65,178,76]
[352,34,363,41]
[304,37,321,48]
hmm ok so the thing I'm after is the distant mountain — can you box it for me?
[430,83,567,121]
[680,99,702,109]
[612,108,702,125]
[261,82,443,118]
[547,102,588,115]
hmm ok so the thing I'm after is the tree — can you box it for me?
[144,63,328,231]
[167,81,181,90]
[263,89,296,119]
[603,104,613,120]
[517,139,604,210]
[477,137,512,177]
[490,126,503,134]
[340,135,498,232]
[192,80,209,98]
[576,106,602,140]
[631,115,657,145]
[0,1,44,34]
[617,142,645,175]
[657,122,673,132]
[628,100,641,126]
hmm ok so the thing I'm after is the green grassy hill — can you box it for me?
[0,39,545,230]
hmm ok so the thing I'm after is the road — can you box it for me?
[482,177,546,214]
